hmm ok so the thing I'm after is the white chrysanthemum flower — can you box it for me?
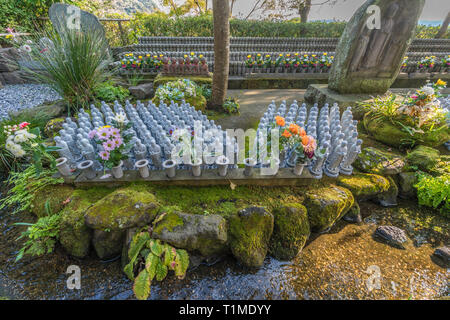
[12,147,26,158]
[14,133,28,143]
[113,113,127,124]
[421,86,435,96]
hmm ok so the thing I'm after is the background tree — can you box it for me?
[436,12,449,39]
[211,0,230,108]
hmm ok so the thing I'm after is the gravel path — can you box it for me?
[0,84,61,121]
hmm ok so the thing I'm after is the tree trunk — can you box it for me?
[211,0,230,108]
[299,0,311,23]
[436,12,450,38]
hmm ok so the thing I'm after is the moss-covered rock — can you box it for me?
[228,206,274,268]
[84,185,160,231]
[44,117,66,138]
[354,147,405,175]
[397,172,418,199]
[363,113,450,148]
[406,145,440,173]
[92,229,125,260]
[31,185,74,218]
[59,188,113,258]
[152,211,228,257]
[269,203,310,261]
[153,74,213,88]
[336,173,390,201]
[303,185,354,232]
[152,94,207,112]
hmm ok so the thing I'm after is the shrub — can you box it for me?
[21,26,112,112]
[223,97,240,114]
[415,173,450,217]
[94,81,130,103]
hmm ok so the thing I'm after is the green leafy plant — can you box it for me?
[124,229,189,300]
[360,93,403,122]
[94,81,130,103]
[415,173,450,217]
[0,166,63,214]
[14,200,61,262]
[223,97,240,114]
[21,25,112,112]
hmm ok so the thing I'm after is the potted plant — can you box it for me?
[88,112,133,179]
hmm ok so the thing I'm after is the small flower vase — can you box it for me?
[190,157,203,177]
[77,160,96,180]
[135,159,150,178]
[56,157,71,177]
[112,160,124,179]
[163,159,177,178]
[244,158,256,176]
[216,155,229,177]
[293,161,307,176]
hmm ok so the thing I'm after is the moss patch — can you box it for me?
[269,203,310,261]
[303,185,354,232]
[152,94,207,112]
[31,185,74,218]
[337,173,390,200]
[59,187,113,258]
[44,118,65,138]
[153,74,213,88]
[84,184,160,230]
[354,147,405,175]
[406,145,440,173]
[152,210,184,235]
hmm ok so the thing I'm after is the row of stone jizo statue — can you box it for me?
[137,36,450,48]
[54,100,361,181]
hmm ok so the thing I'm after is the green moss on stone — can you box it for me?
[31,185,74,217]
[152,94,207,112]
[44,117,65,138]
[153,74,213,88]
[406,145,440,173]
[269,203,310,261]
[228,207,274,268]
[337,173,390,200]
[84,184,160,230]
[152,210,184,235]
[59,187,113,258]
[303,185,354,232]
[354,147,405,175]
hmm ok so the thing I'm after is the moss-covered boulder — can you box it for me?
[303,185,354,233]
[31,185,74,218]
[363,113,450,148]
[397,172,417,199]
[152,94,207,112]
[152,210,228,257]
[269,203,310,261]
[92,229,125,260]
[406,145,440,173]
[354,147,405,175]
[59,188,113,258]
[228,207,274,268]
[44,117,66,138]
[337,173,390,201]
[84,186,160,231]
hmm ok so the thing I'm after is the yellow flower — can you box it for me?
[190,52,195,56]
[5,34,13,39]
[247,54,252,58]
[159,54,163,57]
[266,54,270,58]
[304,54,308,57]
[323,52,327,56]
[279,54,283,57]
[146,54,150,57]
[295,53,299,56]
[331,56,334,59]
[101,125,111,129]
[257,53,261,57]
[138,56,142,59]
[199,54,204,58]
[130,53,133,56]
[286,54,291,57]
[436,79,447,86]
[312,54,316,57]
[184,54,188,58]
[153,55,157,58]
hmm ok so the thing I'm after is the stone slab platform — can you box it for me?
[66,167,338,188]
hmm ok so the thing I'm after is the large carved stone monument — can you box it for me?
[49,3,106,38]
[328,0,425,94]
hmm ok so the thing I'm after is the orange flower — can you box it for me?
[282,129,292,138]
[275,116,285,127]
[301,135,309,145]
[289,123,300,135]
[298,127,306,137]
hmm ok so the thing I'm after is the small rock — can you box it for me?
[343,202,362,223]
[92,229,125,260]
[374,225,410,249]
[433,246,450,267]
[228,206,274,268]
[337,173,390,202]
[129,83,153,99]
[377,176,398,207]
[397,172,417,199]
